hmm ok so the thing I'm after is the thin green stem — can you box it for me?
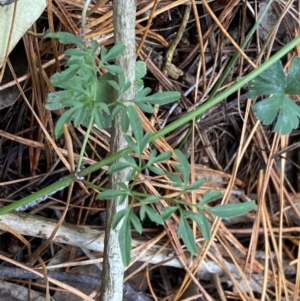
[76,116,94,173]
[82,179,105,192]
[0,176,74,214]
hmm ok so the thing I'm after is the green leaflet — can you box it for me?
[248,57,300,135]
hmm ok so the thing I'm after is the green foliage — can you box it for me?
[44,31,255,266]
[44,31,180,137]
[248,57,300,135]
[97,148,255,265]
[44,31,86,48]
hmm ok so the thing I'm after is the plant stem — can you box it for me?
[76,116,94,173]
[0,176,74,214]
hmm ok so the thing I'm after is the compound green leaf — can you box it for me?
[111,105,122,119]
[186,179,205,191]
[147,150,159,165]
[144,91,181,105]
[108,162,136,174]
[44,31,86,49]
[161,206,177,220]
[100,47,108,62]
[142,195,160,203]
[184,210,211,241]
[139,132,152,154]
[50,66,79,86]
[117,182,129,191]
[127,105,143,142]
[64,48,87,57]
[123,155,138,166]
[91,39,99,55]
[126,168,137,182]
[121,108,130,132]
[46,90,74,110]
[106,43,125,61]
[136,61,147,79]
[125,136,139,155]
[166,172,183,188]
[105,64,124,75]
[199,190,222,206]
[148,150,172,165]
[55,106,78,138]
[147,165,165,175]
[252,94,300,135]
[96,189,128,200]
[119,217,131,266]
[91,106,105,129]
[97,102,110,115]
[54,78,88,95]
[248,60,286,98]
[140,204,146,221]
[118,194,127,205]
[135,87,151,101]
[285,57,300,94]
[249,58,300,135]
[274,97,300,135]
[112,208,128,229]
[205,200,255,218]
[135,78,144,93]
[136,102,154,113]
[73,104,87,127]
[175,149,190,184]
[178,215,197,255]
[198,210,211,241]
[144,205,164,225]
[97,73,114,104]
[107,79,121,92]
[252,95,280,125]
[130,212,143,234]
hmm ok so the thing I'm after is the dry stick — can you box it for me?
[0,54,65,90]
[178,0,241,70]
[46,0,60,71]
[1,247,152,301]
[0,211,296,285]
[191,0,207,91]
[63,124,75,173]
[279,135,290,299]
[246,134,279,280]
[200,0,256,68]
[151,3,191,126]
[136,0,160,57]
[259,170,270,301]
[99,1,136,301]
[37,256,51,301]
[0,254,95,301]
[7,65,71,170]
